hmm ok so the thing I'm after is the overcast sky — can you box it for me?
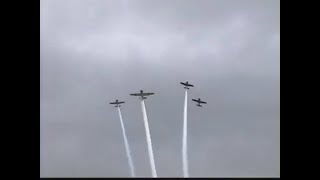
[40,0,280,177]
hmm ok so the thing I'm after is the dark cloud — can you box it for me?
[41,0,279,177]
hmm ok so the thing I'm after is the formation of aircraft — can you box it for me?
[192,98,207,107]
[110,82,207,107]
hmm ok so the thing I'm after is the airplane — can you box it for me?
[130,90,154,100]
[180,81,194,89]
[192,98,207,107]
[109,99,125,107]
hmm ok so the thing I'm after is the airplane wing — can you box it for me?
[130,92,154,96]
[200,101,207,104]
[118,101,125,104]
[192,99,199,102]
[130,93,140,96]
[109,102,117,104]
[181,82,194,87]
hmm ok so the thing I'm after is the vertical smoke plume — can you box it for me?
[117,107,136,177]
[141,100,158,177]
[182,90,189,177]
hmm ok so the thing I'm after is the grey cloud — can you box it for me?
[41,0,279,177]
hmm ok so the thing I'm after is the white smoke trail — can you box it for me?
[117,107,136,177]
[182,90,189,177]
[141,100,158,177]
